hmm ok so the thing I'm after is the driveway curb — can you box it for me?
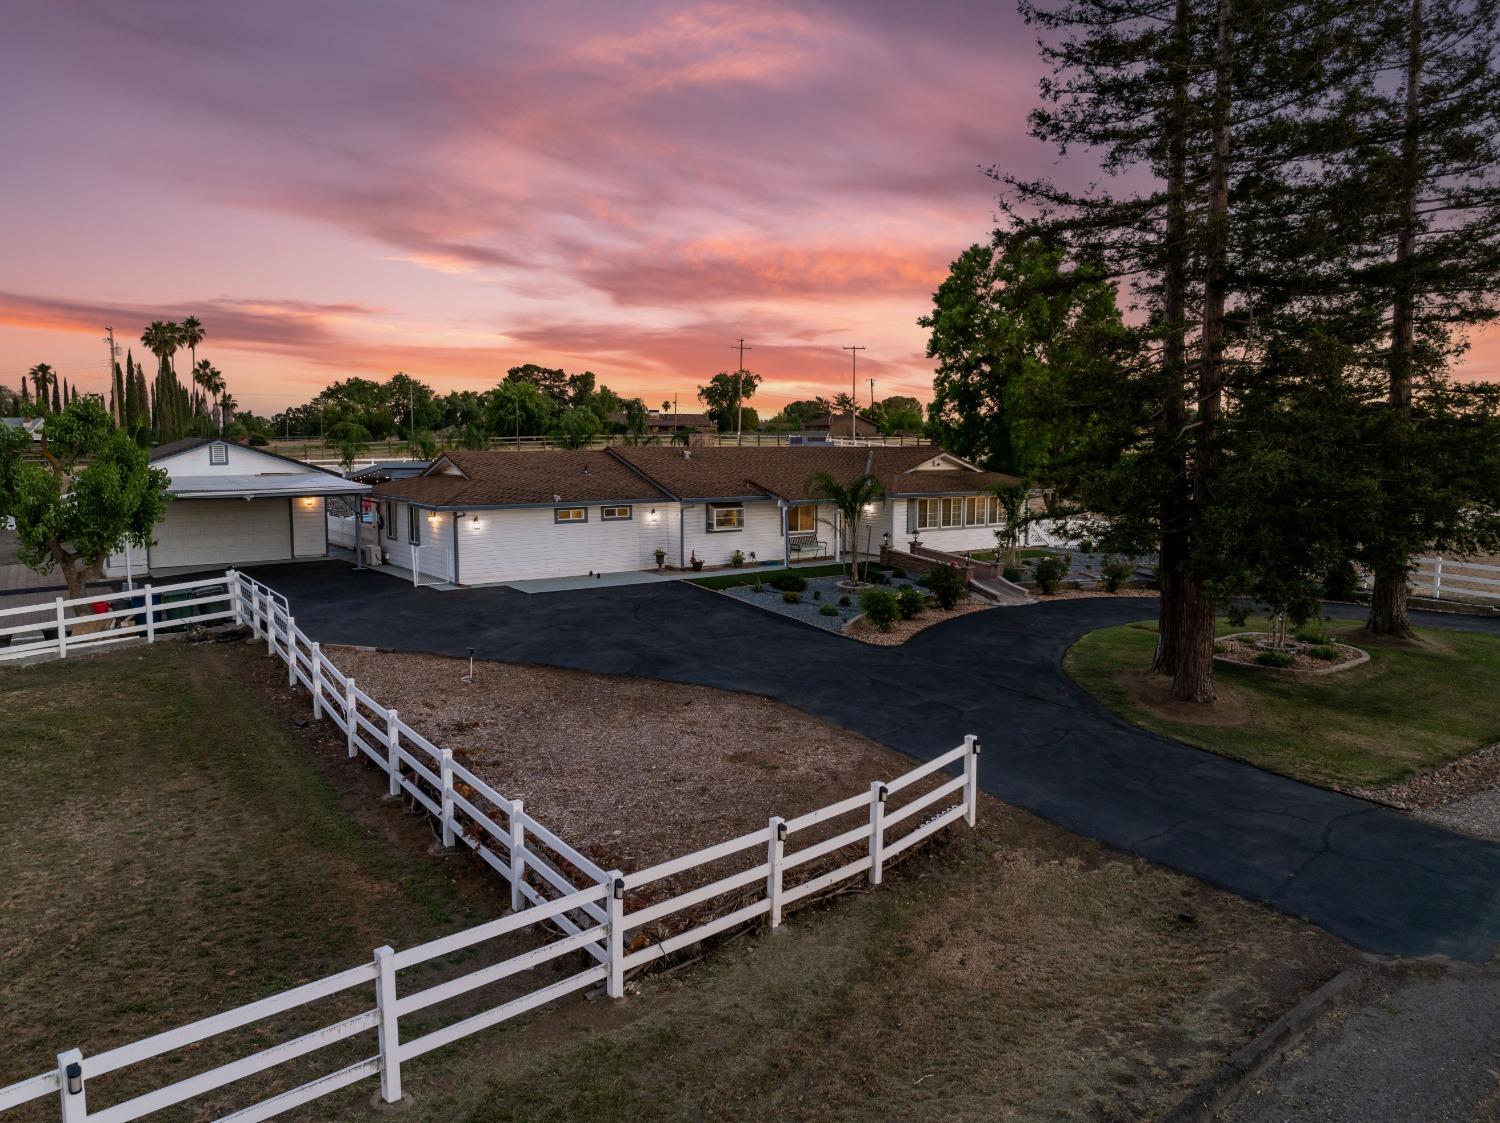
[1156,965,1373,1123]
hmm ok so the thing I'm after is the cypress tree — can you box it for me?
[50,379,61,413]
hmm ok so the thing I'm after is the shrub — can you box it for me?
[1213,641,1227,655]
[812,589,822,600]
[859,587,900,631]
[838,594,851,607]
[915,572,932,588]
[782,591,802,604]
[751,576,763,593]
[819,604,839,617]
[1002,565,1024,584]
[891,567,907,579]
[1100,557,1133,593]
[1293,621,1331,645]
[926,565,966,610]
[1078,538,1094,554]
[1308,644,1340,661]
[730,549,746,568]
[767,572,807,592]
[897,586,925,620]
[1033,555,1068,595]
[1254,650,1296,668]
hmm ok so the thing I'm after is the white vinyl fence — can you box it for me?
[0,576,237,663]
[1398,556,1500,604]
[0,568,981,1122]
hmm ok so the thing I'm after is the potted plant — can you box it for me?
[690,551,704,572]
[654,547,666,571]
[730,549,746,568]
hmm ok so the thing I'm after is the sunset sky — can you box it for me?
[2,1,1495,417]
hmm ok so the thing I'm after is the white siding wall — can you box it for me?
[158,442,312,477]
[680,500,783,568]
[458,502,677,584]
[291,497,326,557]
[897,497,1002,552]
[380,503,453,580]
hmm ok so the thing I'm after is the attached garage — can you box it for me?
[149,497,293,569]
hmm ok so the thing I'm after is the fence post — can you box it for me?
[1434,556,1444,600]
[286,618,297,687]
[386,709,402,798]
[57,1048,86,1122]
[249,580,260,639]
[868,782,888,886]
[55,597,68,659]
[144,585,155,645]
[373,946,403,1104]
[767,816,787,929]
[606,871,626,999]
[439,749,455,847]
[226,570,241,625]
[508,799,525,911]
[310,642,324,719]
[963,735,980,828]
[345,677,358,757]
[263,590,274,655]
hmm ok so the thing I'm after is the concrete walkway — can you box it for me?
[243,560,1500,961]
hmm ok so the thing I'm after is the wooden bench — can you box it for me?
[788,533,828,560]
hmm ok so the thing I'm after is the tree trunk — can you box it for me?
[1368,564,1414,637]
[1171,0,1234,704]
[1151,0,1193,678]
[1368,0,1423,636]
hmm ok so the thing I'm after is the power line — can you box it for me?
[842,345,866,438]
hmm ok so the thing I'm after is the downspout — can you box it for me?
[680,504,694,568]
[451,513,460,585]
[779,500,789,568]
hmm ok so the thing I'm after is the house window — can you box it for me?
[209,442,228,466]
[787,505,815,533]
[601,505,632,521]
[554,507,587,524]
[915,498,940,530]
[989,496,1001,524]
[707,503,744,532]
[407,506,421,545]
[941,498,963,528]
[383,501,396,539]
[965,496,987,526]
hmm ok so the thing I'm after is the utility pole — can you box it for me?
[842,345,866,438]
[730,338,751,444]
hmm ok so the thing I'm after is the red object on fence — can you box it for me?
[91,601,109,615]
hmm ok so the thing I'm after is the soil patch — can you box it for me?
[1112,668,1257,727]
[1214,633,1367,674]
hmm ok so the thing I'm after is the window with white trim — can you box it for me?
[554,507,587,523]
[384,501,396,540]
[601,505,632,521]
[988,495,1002,524]
[407,506,421,545]
[964,496,987,526]
[707,503,744,531]
[914,498,940,530]
[787,505,815,533]
[941,497,963,528]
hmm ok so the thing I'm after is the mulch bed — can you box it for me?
[1214,633,1366,673]
[1351,742,1500,812]
[847,596,995,645]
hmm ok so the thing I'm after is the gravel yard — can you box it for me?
[325,646,952,883]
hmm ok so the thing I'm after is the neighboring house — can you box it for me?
[802,412,880,438]
[368,446,1017,585]
[106,438,369,576]
[1,417,44,442]
[607,411,717,436]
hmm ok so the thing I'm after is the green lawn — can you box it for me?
[0,641,1349,1123]
[1065,616,1500,789]
[688,561,856,589]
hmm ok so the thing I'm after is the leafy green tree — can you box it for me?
[807,471,886,586]
[0,397,171,600]
[484,380,553,440]
[504,364,570,412]
[770,398,831,430]
[334,423,372,472]
[698,369,762,432]
[552,406,602,449]
[458,421,490,450]
[871,396,924,435]
[409,430,439,460]
[988,481,1032,568]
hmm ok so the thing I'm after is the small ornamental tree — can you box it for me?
[807,471,886,586]
[0,396,171,601]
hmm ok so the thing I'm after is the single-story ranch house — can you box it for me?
[368,446,1018,585]
[106,438,369,576]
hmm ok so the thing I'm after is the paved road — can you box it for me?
[245,561,1500,961]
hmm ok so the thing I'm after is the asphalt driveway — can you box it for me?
[246,560,1500,961]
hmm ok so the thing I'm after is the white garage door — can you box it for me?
[149,498,293,569]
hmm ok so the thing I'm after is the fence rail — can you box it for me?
[1,568,978,1122]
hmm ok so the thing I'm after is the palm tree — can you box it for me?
[218,390,238,434]
[141,321,180,373]
[27,364,56,410]
[178,316,205,373]
[193,360,225,432]
[807,471,886,586]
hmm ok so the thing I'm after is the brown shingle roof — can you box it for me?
[369,447,1020,508]
[805,412,879,436]
[370,450,670,507]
